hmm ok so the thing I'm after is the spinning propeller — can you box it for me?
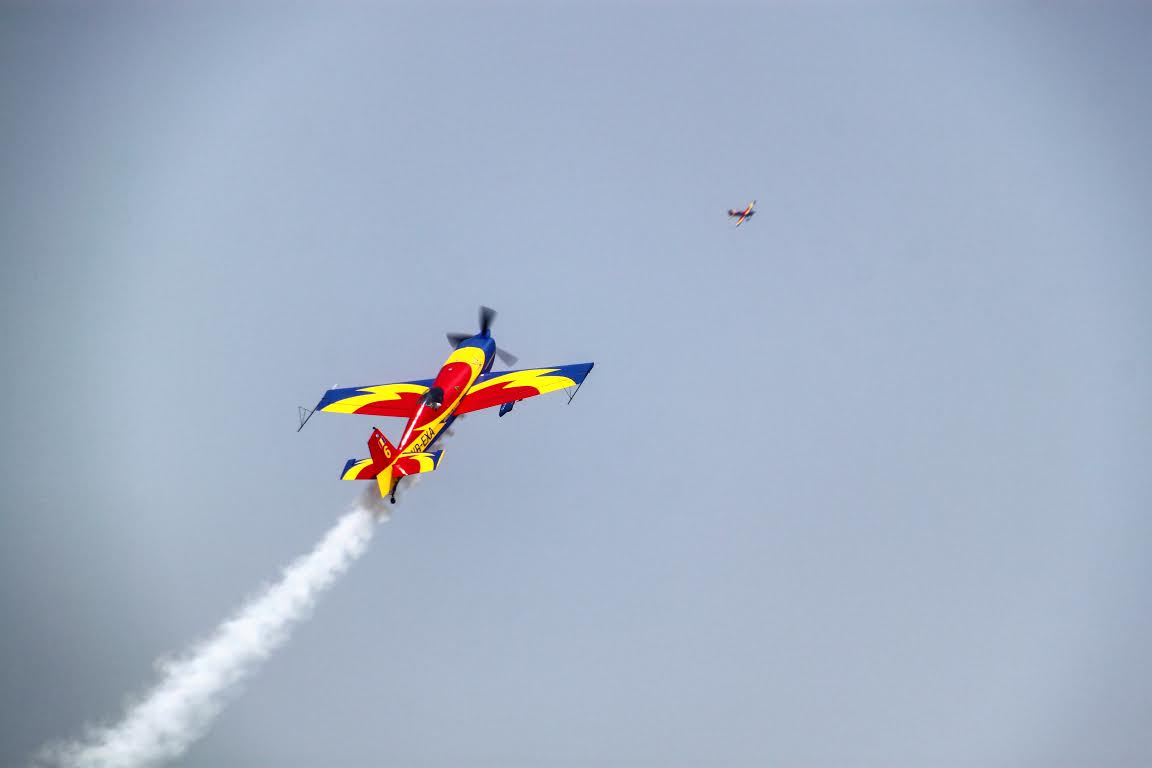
[447,305,519,366]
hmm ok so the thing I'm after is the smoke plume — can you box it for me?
[37,495,382,768]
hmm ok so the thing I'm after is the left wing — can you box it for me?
[455,362,594,415]
[314,379,435,417]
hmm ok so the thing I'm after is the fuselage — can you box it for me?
[391,333,496,460]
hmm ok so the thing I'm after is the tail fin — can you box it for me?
[340,428,398,482]
[370,428,400,498]
[377,469,397,499]
[368,428,398,467]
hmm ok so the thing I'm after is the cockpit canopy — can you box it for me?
[421,386,445,410]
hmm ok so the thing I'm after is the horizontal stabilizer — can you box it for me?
[391,450,444,478]
[341,458,381,481]
[341,450,445,481]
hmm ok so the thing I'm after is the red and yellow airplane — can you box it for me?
[300,307,593,503]
[727,200,756,226]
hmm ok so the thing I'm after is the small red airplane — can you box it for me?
[727,200,756,226]
[299,306,593,503]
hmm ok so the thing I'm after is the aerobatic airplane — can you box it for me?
[299,306,594,503]
[727,200,756,226]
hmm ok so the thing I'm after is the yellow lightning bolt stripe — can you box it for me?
[466,368,577,396]
[341,458,375,480]
[320,383,429,413]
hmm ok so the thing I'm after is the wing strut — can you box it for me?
[566,379,587,404]
[297,406,316,432]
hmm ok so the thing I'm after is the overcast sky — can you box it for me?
[2,2,1151,766]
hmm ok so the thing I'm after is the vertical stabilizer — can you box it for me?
[368,428,397,468]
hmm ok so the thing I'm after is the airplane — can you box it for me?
[299,306,594,503]
[727,200,756,226]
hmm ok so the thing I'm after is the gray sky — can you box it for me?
[2,2,1151,766]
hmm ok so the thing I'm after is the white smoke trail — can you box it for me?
[38,494,383,768]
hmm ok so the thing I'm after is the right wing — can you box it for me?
[314,379,435,418]
[455,362,594,415]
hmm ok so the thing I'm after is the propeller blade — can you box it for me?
[479,305,497,334]
[447,332,470,347]
[495,347,519,367]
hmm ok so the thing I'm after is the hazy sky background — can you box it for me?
[2,2,1150,766]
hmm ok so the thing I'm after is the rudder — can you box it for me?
[340,427,399,482]
[368,428,398,467]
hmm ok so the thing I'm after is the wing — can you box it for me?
[314,379,435,417]
[735,212,748,226]
[455,362,594,415]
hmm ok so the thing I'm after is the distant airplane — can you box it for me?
[727,200,756,227]
[299,306,593,503]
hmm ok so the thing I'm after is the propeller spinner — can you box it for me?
[447,305,519,366]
